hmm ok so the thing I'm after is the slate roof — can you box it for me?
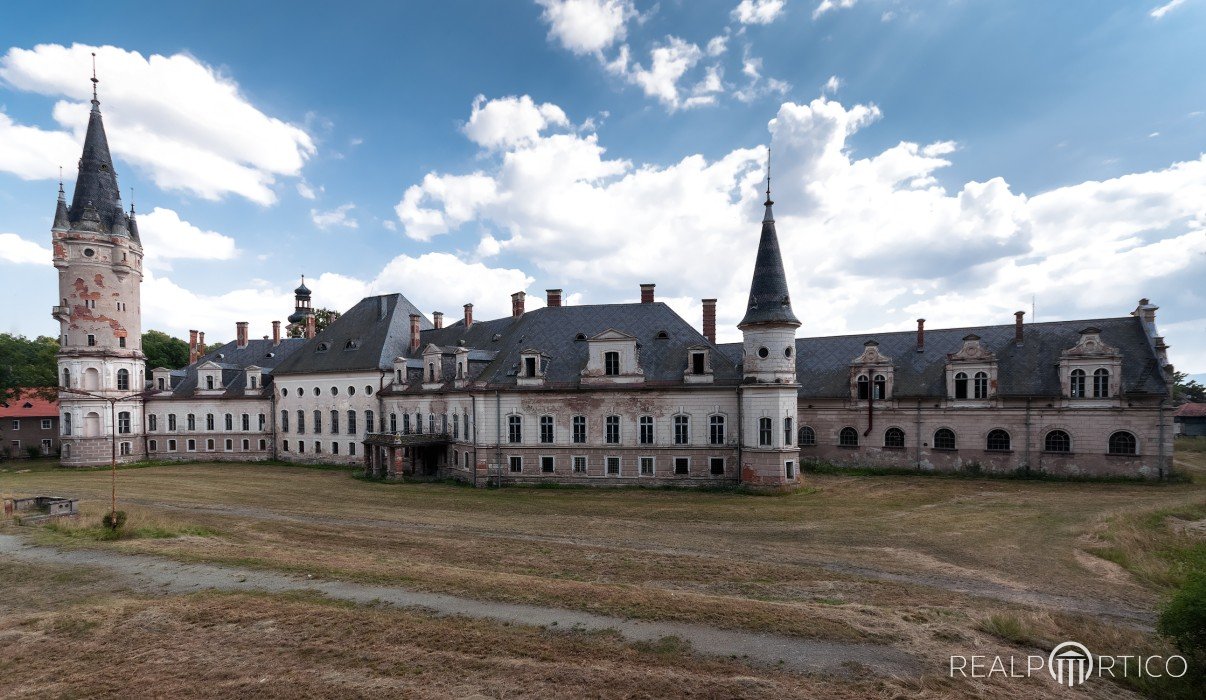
[720,315,1166,399]
[65,96,136,239]
[398,302,740,390]
[738,200,800,328]
[274,294,433,375]
[150,337,306,399]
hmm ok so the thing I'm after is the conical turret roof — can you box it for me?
[68,94,124,234]
[738,193,800,328]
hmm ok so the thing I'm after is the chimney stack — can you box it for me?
[409,314,421,353]
[702,299,717,344]
[236,321,249,349]
[463,303,474,329]
[511,291,525,317]
[640,283,655,304]
[1014,311,1025,345]
[188,329,199,364]
[546,289,562,308]
[304,315,316,340]
[916,319,925,353]
[433,311,443,329]
[198,332,205,354]
[272,321,281,347]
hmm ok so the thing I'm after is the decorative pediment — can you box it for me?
[949,334,996,363]
[421,343,443,356]
[590,328,636,342]
[197,360,222,370]
[1060,328,1120,359]
[851,340,893,366]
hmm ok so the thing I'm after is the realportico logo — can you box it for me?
[950,640,1189,687]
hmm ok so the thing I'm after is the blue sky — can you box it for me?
[1,0,1203,376]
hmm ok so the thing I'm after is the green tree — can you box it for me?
[0,333,59,404]
[287,308,339,338]
[141,330,189,377]
[1173,371,1206,405]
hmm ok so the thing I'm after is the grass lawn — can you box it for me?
[2,443,1203,698]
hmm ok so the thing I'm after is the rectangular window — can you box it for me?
[242,414,250,431]
[11,420,18,430]
[168,414,177,431]
[605,416,620,444]
[691,352,705,374]
[41,438,52,454]
[187,439,196,452]
[187,414,196,431]
[604,351,620,376]
[330,410,339,434]
[572,415,586,444]
[606,456,621,475]
[206,439,214,451]
[673,415,689,445]
[117,411,131,434]
[280,410,289,433]
[349,442,356,456]
[674,457,689,475]
[87,334,96,346]
[298,441,304,454]
[709,415,725,445]
[41,418,52,430]
[710,457,725,475]
[508,415,522,443]
[314,410,322,434]
[118,337,126,348]
[639,416,654,445]
[540,415,554,444]
[785,461,796,479]
[639,456,654,476]
[332,442,339,455]
[242,439,249,450]
[224,414,233,431]
[149,439,158,452]
[758,417,772,446]
[402,413,411,434]
[524,356,537,377]
[573,456,587,473]
[365,410,374,433]
[784,417,793,446]
[224,439,232,451]
[168,439,177,452]
[297,410,305,434]
[258,414,266,431]
[206,414,215,431]
[119,441,130,456]
[509,455,522,473]
[541,456,554,473]
[63,413,72,435]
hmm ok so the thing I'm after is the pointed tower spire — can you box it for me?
[69,55,122,233]
[52,167,70,230]
[739,146,799,328]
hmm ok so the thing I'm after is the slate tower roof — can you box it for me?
[738,179,800,328]
[62,64,136,239]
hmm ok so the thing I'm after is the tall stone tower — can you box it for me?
[737,170,801,490]
[52,67,146,466]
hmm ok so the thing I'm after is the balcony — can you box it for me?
[363,431,452,447]
[52,305,70,322]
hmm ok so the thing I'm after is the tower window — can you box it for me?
[758,417,772,446]
[87,334,96,347]
[116,369,129,391]
[757,347,769,358]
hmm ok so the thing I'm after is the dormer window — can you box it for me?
[427,363,436,382]
[1070,369,1086,398]
[1059,327,1122,403]
[581,329,643,384]
[249,375,257,389]
[851,341,894,402]
[316,342,329,352]
[524,356,537,377]
[873,374,886,399]
[1093,368,1110,398]
[954,372,968,399]
[691,352,705,374]
[205,376,214,390]
[946,335,996,402]
[604,352,620,376]
[857,375,869,400]
[344,339,359,350]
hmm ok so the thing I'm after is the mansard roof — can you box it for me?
[274,293,433,375]
[150,337,306,399]
[719,315,1165,399]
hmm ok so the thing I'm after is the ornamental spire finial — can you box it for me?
[765,146,772,205]
[90,52,98,104]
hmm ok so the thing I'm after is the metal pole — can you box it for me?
[110,398,117,522]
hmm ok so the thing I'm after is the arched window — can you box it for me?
[415,412,423,433]
[116,368,130,391]
[986,429,1011,452]
[63,412,72,436]
[1093,369,1110,398]
[62,368,71,388]
[296,410,304,434]
[798,425,816,446]
[1108,431,1137,455]
[280,410,289,432]
[973,371,989,399]
[402,413,410,434]
[1044,430,1071,453]
[429,413,435,433]
[604,351,620,376]
[453,413,460,439]
[758,417,773,446]
[954,372,968,399]
[206,414,215,431]
[856,374,869,400]
[313,410,322,434]
[884,427,905,448]
[187,414,196,431]
[838,427,859,447]
[1070,369,1086,398]
[784,417,793,445]
[933,428,956,450]
[330,410,339,434]
[347,410,356,435]
[428,363,436,382]
[873,375,886,400]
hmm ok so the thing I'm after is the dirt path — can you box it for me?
[132,498,1156,627]
[0,534,919,678]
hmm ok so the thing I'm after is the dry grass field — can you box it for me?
[1,443,1203,698]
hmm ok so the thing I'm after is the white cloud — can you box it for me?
[310,203,359,230]
[1151,0,1187,19]
[0,233,51,265]
[733,51,792,103]
[462,94,569,150]
[822,75,842,94]
[296,181,321,200]
[0,112,80,180]
[0,43,315,205]
[616,37,706,110]
[138,207,238,270]
[706,35,729,57]
[389,92,1206,373]
[732,0,786,25]
[535,0,637,55]
[813,0,857,20]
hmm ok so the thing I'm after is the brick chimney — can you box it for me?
[511,291,525,317]
[188,329,199,364]
[640,283,655,304]
[463,303,473,329]
[409,314,421,353]
[1132,298,1158,330]
[198,331,205,354]
[272,321,281,347]
[236,321,249,349]
[304,315,316,340]
[916,319,925,353]
[1014,311,1025,345]
[702,299,717,344]
[546,289,562,308]
[433,311,443,329]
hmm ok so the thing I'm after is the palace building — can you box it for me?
[52,82,1177,486]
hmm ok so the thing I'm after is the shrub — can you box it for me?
[101,510,127,530]
[26,446,41,459]
[1158,572,1206,662]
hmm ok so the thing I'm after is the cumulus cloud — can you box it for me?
[389,92,1206,372]
[1150,0,1187,19]
[733,51,791,103]
[732,0,786,25]
[0,43,315,205]
[813,0,857,20]
[138,207,238,270]
[462,94,569,150]
[310,203,359,230]
[535,0,637,55]
[296,181,321,200]
[0,233,51,265]
[612,36,707,110]
[822,75,842,94]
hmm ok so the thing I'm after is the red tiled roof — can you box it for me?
[1174,402,1206,418]
[0,390,58,418]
